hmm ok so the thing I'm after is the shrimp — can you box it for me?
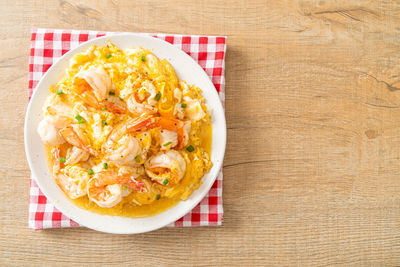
[173,103,185,120]
[118,165,145,178]
[140,81,158,106]
[75,66,126,114]
[81,90,127,114]
[106,134,140,165]
[56,165,90,199]
[103,122,141,165]
[37,117,66,146]
[126,115,191,149]
[51,148,89,199]
[43,93,74,119]
[127,93,157,115]
[145,54,166,81]
[159,130,178,150]
[65,146,90,165]
[44,113,72,129]
[145,150,186,185]
[51,146,62,175]
[135,131,152,158]
[76,66,112,102]
[37,96,74,145]
[59,125,97,156]
[87,171,147,208]
[126,81,158,115]
[183,96,206,121]
[174,87,182,102]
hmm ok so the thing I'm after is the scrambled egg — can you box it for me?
[38,42,213,217]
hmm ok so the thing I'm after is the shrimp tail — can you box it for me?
[59,126,97,156]
[88,186,104,198]
[89,171,147,196]
[80,91,100,109]
[134,91,144,103]
[126,114,155,132]
[126,116,187,148]
[157,118,186,148]
[122,177,147,193]
[81,91,127,114]
[51,146,62,175]
[102,102,126,114]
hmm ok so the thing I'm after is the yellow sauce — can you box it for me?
[42,42,213,218]
[45,122,212,218]
[72,193,181,218]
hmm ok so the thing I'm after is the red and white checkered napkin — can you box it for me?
[28,28,226,230]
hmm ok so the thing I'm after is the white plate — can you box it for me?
[24,34,226,234]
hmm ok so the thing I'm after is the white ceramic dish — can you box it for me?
[24,34,226,234]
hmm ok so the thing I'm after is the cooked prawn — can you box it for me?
[50,147,89,199]
[76,66,112,102]
[127,81,158,115]
[51,146,62,175]
[138,81,158,106]
[43,93,74,118]
[105,134,140,165]
[126,115,191,149]
[145,150,186,185]
[127,93,157,115]
[173,103,185,120]
[87,171,146,208]
[56,165,90,199]
[37,117,66,146]
[103,122,142,165]
[80,90,127,114]
[183,96,206,121]
[75,66,126,114]
[65,146,90,165]
[59,125,97,156]
[159,130,178,150]
[38,96,74,145]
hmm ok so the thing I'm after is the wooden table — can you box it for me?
[2,0,400,265]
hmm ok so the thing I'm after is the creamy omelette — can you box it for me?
[37,42,212,218]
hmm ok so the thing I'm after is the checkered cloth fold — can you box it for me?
[28,28,226,230]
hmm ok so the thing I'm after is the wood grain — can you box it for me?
[1,0,400,265]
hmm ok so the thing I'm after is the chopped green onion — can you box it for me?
[181,103,187,108]
[186,145,195,152]
[109,91,115,96]
[162,179,169,185]
[156,194,161,200]
[122,185,128,190]
[88,169,94,175]
[155,92,161,101]
[59,157,66,163]
[163,141,172,146]
[106,53,112,59]
[103,163,108,170]
[75,114,85,124]
[102,107,107,111]
[102,120,108,126]
[56,89,64,95]
[119,97,124,101]
[135,156,140,163]
[141,55,146,62]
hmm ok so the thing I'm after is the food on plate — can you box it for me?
[37,42,213,217]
